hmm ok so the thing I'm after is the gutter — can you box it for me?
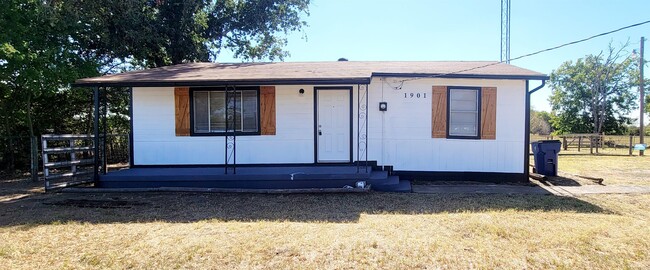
[523,79,547,182]
[528,79,546,94]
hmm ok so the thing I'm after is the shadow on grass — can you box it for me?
[0,190,609,227]
[538,175,583,186]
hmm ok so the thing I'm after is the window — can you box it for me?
[448,87,480,138]
[192,88,259,135]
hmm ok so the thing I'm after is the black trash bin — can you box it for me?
[531,140,562,176]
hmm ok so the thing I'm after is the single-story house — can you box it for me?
[73,61,548,192]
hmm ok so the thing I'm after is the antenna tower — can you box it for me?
[501,0,511,63]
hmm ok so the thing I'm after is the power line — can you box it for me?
[510,19,650,62]
[388,19,650,89]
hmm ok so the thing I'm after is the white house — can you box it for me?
[74,61,548,191]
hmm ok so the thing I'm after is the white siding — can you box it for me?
[366,78,525,173]
[132,78,526,173]
[133,86,316,165]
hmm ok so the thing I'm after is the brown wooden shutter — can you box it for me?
[431,86,447,138]
[260,86,276,135]
[481,87,497,140]
[174,87,190,136]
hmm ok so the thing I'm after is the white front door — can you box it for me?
[317,89,350,162]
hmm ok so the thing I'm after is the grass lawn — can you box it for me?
[528,148,649,186]
[556,154,650,186]
[1,186,649,269]
[2,154,649,269]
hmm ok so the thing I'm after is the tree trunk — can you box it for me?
[26,93,39,182]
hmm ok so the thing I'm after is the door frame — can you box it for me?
[313,86,354,163]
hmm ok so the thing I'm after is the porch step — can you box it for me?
[372,177,412,193]
[368,175,399,186]
[369,170,389,179]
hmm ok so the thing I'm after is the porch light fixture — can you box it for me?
[379,102,388,111]
[299,88,305,95]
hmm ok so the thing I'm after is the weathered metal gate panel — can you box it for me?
[41,134,96,190]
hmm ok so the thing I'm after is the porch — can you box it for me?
[99,165,411,192]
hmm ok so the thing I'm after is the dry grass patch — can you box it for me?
[1,189,649,269]
[558,155,650,186]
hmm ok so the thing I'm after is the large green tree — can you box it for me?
[549,45,638,135]
[0,0,100,174]
[63,0,310,68]
[1,0,310,173]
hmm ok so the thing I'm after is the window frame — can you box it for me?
[446,86,482,140]
[189,86,261,136]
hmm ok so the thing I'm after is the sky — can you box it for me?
[218,0,650,118]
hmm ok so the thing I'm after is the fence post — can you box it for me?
[41,136,49,189]
[70,139,77,175]
[7,136,15,171]
[629,134,634,156]
[563,137,567,150]
[578,137,582,152]
[30,136,38,182]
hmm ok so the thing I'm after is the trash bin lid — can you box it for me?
[538,140,561,143]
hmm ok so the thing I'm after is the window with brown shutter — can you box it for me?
[174,87,190,136]
[190,87,260,135]
[431,86,497,140]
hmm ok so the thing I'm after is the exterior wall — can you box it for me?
[133,86,317,165]
[366,78,526,173]
[132,78,526,173]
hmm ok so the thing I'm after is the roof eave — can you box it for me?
[72,77,373,88]
[371,72,550,81]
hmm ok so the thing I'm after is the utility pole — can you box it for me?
[640,36,645,156]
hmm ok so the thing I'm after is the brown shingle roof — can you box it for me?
[74,61,548,87]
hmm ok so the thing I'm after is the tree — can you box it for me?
[530,109,551,135]
[62,0,311,68]
[1,0,311,174]
[549,44,638,135]
[0,0,101,176]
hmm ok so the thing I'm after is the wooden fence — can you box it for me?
[530,134,644,155]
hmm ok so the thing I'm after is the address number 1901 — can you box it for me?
[404,92,427,98]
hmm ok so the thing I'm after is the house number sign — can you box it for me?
[404,92,427,98]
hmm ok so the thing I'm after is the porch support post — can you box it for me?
[224,84,237,174]
[365,84,369,170]
[128,87,134,167]
[357,84,369,173]
[93,86,100,182]
[102,87,108,175]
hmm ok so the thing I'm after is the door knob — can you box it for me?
[318,130,322,136]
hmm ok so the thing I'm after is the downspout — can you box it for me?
[524,80,546,181]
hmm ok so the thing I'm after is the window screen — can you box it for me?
[449,88,479,137]
[193,90,259,134]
